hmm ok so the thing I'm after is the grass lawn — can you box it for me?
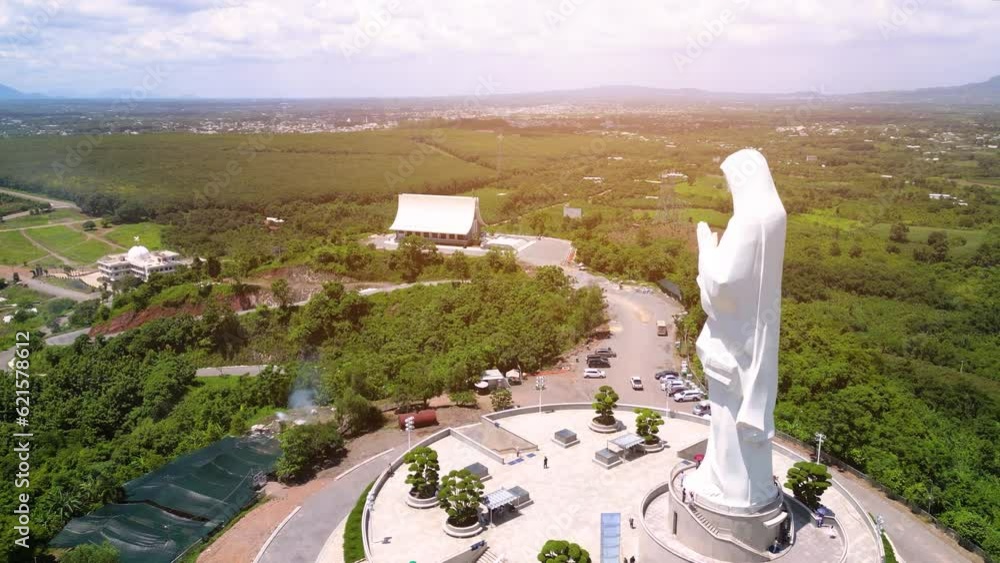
[0,209,87,229]
[105,222,164,250]
[26,225,114,264]
[0,231,46,265]
[343,482,374,563]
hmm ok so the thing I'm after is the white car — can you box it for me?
[661,380,685,393]
[630,376,644,390]
[673,390,704,402]
[583,368,606,379]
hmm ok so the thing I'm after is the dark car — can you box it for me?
[587,357,611,368]
[594,347,616,358]
[654,370,679,380]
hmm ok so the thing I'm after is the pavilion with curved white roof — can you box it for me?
[389,193,486,247]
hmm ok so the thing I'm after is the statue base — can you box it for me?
[640,461,793,562]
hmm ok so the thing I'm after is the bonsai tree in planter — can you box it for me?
[437,469,484,527]
[538,539,592,563]
[403,446,440,499]
[592,385,619,426]
[634,408,664,444]
[785,461,832,511]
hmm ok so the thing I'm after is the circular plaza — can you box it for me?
[361,403,883,563]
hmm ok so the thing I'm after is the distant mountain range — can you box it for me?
[0,83,43,99]
[2,74,999,105]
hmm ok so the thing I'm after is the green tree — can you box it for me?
[592,385,619,425]
[206,255,222,278]
[446,251,471,278]
[491,388,513,412]
[82,220,97,231]
[61,542,120,563]
[449,390,477,407]
[889,223,909,243]
[271,278,292,309]
[634,407,664,444]
[275,420,345,483]
[785,461,832,511]
[395,235,439,282]
[927,230,949,262]
[403,446,440,499]
[333,389,383,438]
[437,469,484,527]
[849,244,862,258]
[537,539,592,563]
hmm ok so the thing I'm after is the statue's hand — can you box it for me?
[696,222,717,253]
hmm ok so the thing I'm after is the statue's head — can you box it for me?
[720,149,785,220]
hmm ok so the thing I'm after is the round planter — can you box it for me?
[406,491,439,509]
[641,440,664,453]
[589,418,619,434]
[443,518,484,538]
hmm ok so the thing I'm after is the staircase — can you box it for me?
[689,504,721,536]
[477,547,501,563]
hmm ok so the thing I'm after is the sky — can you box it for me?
[0,0,999,98]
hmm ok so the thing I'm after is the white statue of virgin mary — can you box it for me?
[684,149,786,509]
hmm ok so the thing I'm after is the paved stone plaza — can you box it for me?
[366,407,880,562]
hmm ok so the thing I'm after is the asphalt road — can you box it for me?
[0,187,79,210]
[21,276,98,302]
[257,451,396,563]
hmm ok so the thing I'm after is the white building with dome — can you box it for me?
[97,246,185,282]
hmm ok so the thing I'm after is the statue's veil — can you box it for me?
[721,149,786,436]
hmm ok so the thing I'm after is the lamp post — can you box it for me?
[814,432,826,463]
[535,376,546,414]
[404,416,415,451]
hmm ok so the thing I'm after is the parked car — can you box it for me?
[587,357,611,369]
[630,376,644,390]
[654,370,679,380]
[583,368,607,379]
[673,390,704,402]
[661,380,685,394]
[593,347,616,358]
[693,401,711,416]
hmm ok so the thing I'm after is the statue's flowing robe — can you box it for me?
[685,149,786,509]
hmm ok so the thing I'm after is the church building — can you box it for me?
[389,193,485,247]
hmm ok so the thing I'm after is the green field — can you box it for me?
[24,225,114,264]
[0,131,497,206]
[677,207,731,228]
[106,222,164,250]
[0,231,45,265]
[870,223,987,257]
[0,209,86,229]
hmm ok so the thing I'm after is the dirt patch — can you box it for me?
[90,290,266,336]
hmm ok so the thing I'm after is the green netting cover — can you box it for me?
[124,436,280,524]
[50,503,213,563]
[51,435,280,562]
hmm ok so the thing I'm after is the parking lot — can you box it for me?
[509,267,701,416]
